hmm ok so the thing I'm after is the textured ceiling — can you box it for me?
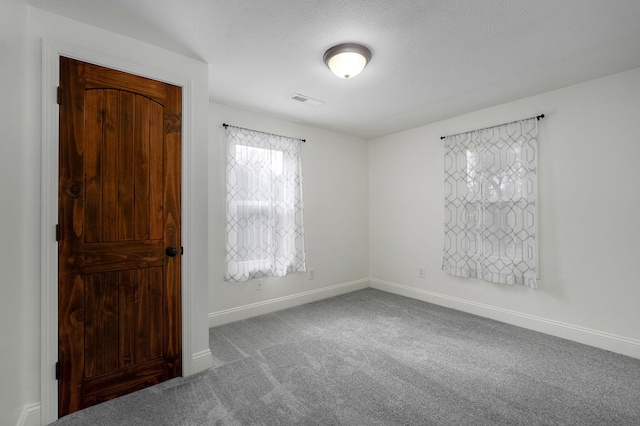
[27,0,640,139]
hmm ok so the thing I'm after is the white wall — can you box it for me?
[369,67,640,358]
[208,103,369,325]
[22,7,211,425]
[0,1,31,425]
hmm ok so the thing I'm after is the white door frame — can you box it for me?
[40,39,197,424]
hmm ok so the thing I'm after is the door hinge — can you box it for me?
[56,224,60,241]
[57,87,61,105]
[55,362,60,380]
[181,246,184,255]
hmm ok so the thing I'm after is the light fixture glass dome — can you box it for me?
[323,43,372,79]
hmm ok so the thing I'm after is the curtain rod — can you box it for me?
[440,114,544,140]
[222,123,306,143]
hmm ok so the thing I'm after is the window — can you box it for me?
[442,118,538,288]
[224,125,306,282]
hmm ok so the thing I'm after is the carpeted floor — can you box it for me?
[51,288,640,425]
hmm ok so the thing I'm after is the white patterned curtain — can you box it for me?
[442,118,538,288]
[225,126,306,282]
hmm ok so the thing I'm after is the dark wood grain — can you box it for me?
[119,269,135,369]
[134,95,151,241]
[149,266,164,360]
[83,90,102,243]
[82,240,164,273]
[163,83,182,376]
[118,91,135,241]
[102,90,120,242]
[82,359,167,406]
[149,101,164,240]
[58,57,182,417]
[80,61,168,105]
[58,56,88,416]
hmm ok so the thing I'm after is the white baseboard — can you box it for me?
[17,403,40,426]
[209,279,369,327]
[370,278,640,360]
[191,349,213,374]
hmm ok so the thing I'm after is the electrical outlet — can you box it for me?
[255,279,262,291]
[418,267,426,278]
[309,268,316,280]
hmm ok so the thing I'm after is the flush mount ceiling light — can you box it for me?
[323,43,372,79]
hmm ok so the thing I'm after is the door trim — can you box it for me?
[40,39,201,424]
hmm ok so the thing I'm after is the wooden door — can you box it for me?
[58,57,182,417]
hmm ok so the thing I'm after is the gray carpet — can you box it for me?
[51,288,640,425]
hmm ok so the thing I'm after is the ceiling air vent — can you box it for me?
[288,93,324,106]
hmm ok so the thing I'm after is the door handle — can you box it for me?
[166,247,178,257]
